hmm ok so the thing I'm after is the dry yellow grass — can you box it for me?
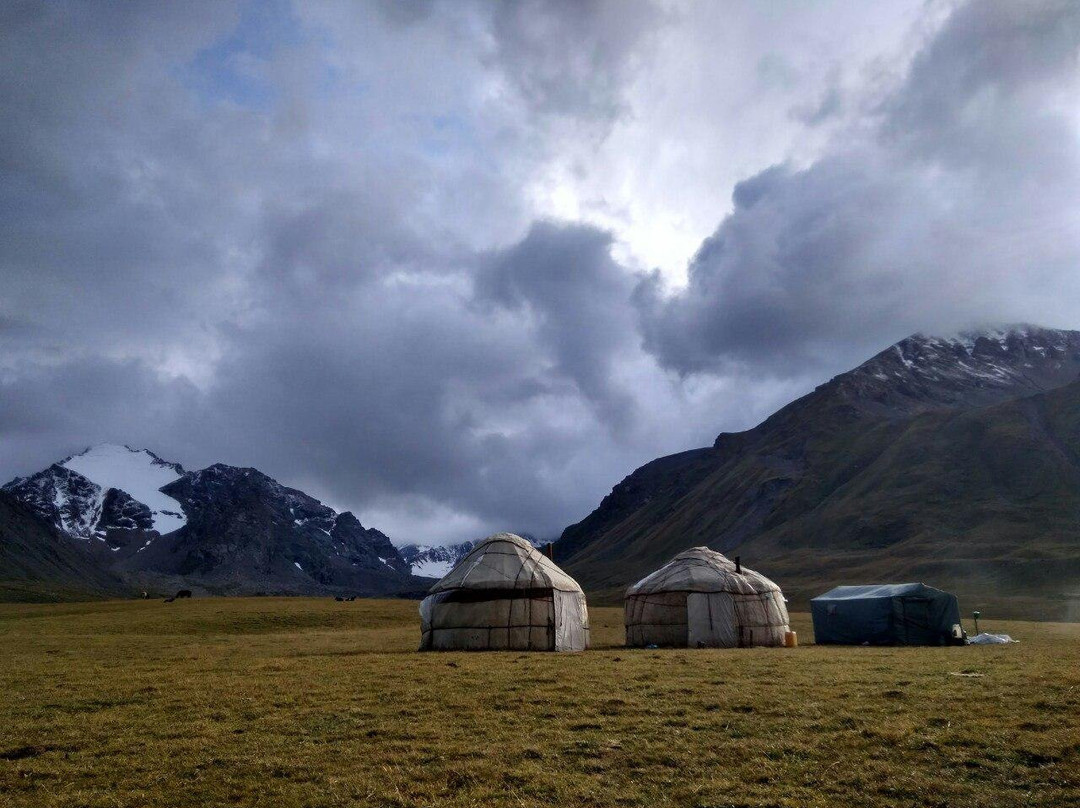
[0,598,1077,807]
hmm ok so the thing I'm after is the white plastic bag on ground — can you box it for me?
[967,632,1017,644]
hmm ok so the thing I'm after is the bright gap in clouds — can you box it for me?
[524,0,933,284]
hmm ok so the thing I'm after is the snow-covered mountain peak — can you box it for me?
[62,443,184,474]
[831,324,1080,416]
[2,445,187,541]
[57,444,187,535]
[3,448,419,594]
[908,323,1074,354]
[890,324,1080,372]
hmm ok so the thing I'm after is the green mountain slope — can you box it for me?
[560,328,1080,619]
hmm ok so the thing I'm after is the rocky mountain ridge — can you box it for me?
[4,445,186,541]
[827,325,1080,417]
[2,445,421,598]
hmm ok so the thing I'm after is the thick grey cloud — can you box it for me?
[487,0,663,123]
[474,222,638,429]
[639,0,1080,377]
[2,0,1078,544]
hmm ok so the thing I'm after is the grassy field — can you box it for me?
[0,599,1077,807]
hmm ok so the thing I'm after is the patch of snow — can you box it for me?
[294,561,303,571]
[893,345,914,368]
[62,444,186,534]
[414,559,453,578]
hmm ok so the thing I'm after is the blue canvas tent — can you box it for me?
[811,583,962,646]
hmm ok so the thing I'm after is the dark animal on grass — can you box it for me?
[163,597,175,603]
[335,596,345,602]
[175,590,192,599]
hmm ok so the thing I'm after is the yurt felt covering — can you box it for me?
[419,533,589,652]
[624,547,789,648]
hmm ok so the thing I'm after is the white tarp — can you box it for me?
[967,633,1017,644]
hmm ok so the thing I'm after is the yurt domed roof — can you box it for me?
[428,532,583,594]
[626,547,782,597]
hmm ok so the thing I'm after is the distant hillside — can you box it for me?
[559,326,1080,619]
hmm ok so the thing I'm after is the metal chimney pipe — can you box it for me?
[735,556,742,574]
[545,542,554,560]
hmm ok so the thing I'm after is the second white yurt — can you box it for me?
[625,547,789,648]
[418,533,589,652]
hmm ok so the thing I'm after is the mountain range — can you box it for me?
[558,325,1080,620]
[1,444,426,599]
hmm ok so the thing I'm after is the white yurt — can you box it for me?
[418,533,590,652]
[625,547,789,648]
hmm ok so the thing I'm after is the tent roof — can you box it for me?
[626,547,783,596]
[812,583,948,601]
[427,532,583,594]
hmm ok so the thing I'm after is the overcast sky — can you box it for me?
[2,0,1079,544]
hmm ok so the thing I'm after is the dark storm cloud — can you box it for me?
[0,1,249,360]
[474,222,638,428]
[0,357,203,479]
[189,219,646,536]
[639,0,1080,377]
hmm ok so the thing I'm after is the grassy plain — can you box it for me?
[0,598,1077,807]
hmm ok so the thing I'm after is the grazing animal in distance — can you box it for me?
[335,596,345,602]
[164,597,175,603]
[175,590,192,599]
